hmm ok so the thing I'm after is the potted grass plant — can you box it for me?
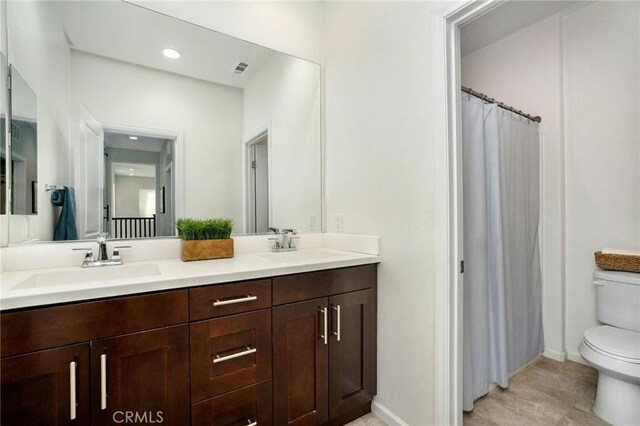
[176,218,234,261]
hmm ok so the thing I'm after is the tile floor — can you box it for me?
[348,357,605,426]
[464,357,608,425]
[346,413,387,426]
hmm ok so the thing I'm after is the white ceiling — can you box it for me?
[460,1,586,56]
[56,1,275,88]
[105,132,169,153]
[112,162,155,178]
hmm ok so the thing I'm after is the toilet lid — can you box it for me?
[584,326,640,361]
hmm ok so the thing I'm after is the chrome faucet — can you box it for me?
[268,228,299,252]
[73,234,131,268]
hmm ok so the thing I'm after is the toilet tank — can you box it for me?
[593,270,640,332]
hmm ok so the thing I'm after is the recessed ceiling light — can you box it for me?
[129,136,138,140]
[128,173,134,176]
[129,168,134,171]
[162,48,181,59]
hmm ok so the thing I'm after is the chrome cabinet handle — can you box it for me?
[70,361,77,420]
[213,346,257,364]
[100,354,107,410]
[246,418,257,426]
[213,294,258,306]
[212,295,257,307]
[332,305,341,342]
[319,307,328,345]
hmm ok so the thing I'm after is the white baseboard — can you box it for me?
[543,348,567,362]
[567,351,587,365]
[371,399,408,426]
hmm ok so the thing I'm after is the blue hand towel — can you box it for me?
[51,186,78,241]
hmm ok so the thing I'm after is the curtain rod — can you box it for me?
[461,86,542,123]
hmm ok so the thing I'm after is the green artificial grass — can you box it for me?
[176,218,233,240]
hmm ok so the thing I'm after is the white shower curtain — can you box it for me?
[462,95,543,411]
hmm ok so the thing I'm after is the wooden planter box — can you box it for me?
[181,238,234,261]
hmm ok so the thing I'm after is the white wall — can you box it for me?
[129,0,324,63]
[7,1,71,242]
[104,146,161,225]
[114,175,155,217]
[461,1,640,363]
[324,2,450,424]
[70,50,244,227]
[461,15,565,359]
[563,1,640,359]
[243,53,322,232]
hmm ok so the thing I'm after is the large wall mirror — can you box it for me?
[3,1,322,244]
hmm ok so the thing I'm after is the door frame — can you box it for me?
[100,122,184,227]
[432,1,506,425]
[243,125,272,234]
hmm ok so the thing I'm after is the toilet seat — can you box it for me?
[583,326,640,364]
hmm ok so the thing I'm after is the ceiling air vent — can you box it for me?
[233,62,250,75]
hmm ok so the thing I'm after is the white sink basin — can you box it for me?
[258,249,348,263]
[12,263,161,290]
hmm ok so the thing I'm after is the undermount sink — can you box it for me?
[258,249,348,263]
[12,263,161,290]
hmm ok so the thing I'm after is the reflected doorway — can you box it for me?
[103,130,175,238]
[246,131,269,233]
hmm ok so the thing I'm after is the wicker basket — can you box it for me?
[594,251,640,273]
[181,238,234,261]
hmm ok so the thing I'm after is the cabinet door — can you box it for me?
[328,289,375,420]
[91,325,189,425]
[191,309,272,402]
[273,297,329,425]
[0,344,90,425]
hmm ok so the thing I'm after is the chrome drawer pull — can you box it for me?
[247,419,257,426]
[213,346,257,364]
[70,361,77,420]
[213,295,257,307]
[332,305,341,342]
[319,307,328,345]
[100,354,107,410]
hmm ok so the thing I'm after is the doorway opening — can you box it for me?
[103,129,176,239]
[245,130,270,234]
[436,1,619,424]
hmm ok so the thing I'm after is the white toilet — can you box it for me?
[579,270,640,426]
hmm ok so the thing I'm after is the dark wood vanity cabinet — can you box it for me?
[190,309,272,402]
[273,297,330,425]
[192,380,273,426]
[0,290,189,425]
[272,266,377,426]
[0,344,91,425]
[0,264,377,426]
[328,289,376,421]
[91,325,190,425]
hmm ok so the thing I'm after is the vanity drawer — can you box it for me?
[190,309,272,402]
[192,380,273,426]
[1,290,188,357]
[272,264,376,305]
[189,279,271,321]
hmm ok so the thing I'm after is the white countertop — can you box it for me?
[0,248,380,310]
